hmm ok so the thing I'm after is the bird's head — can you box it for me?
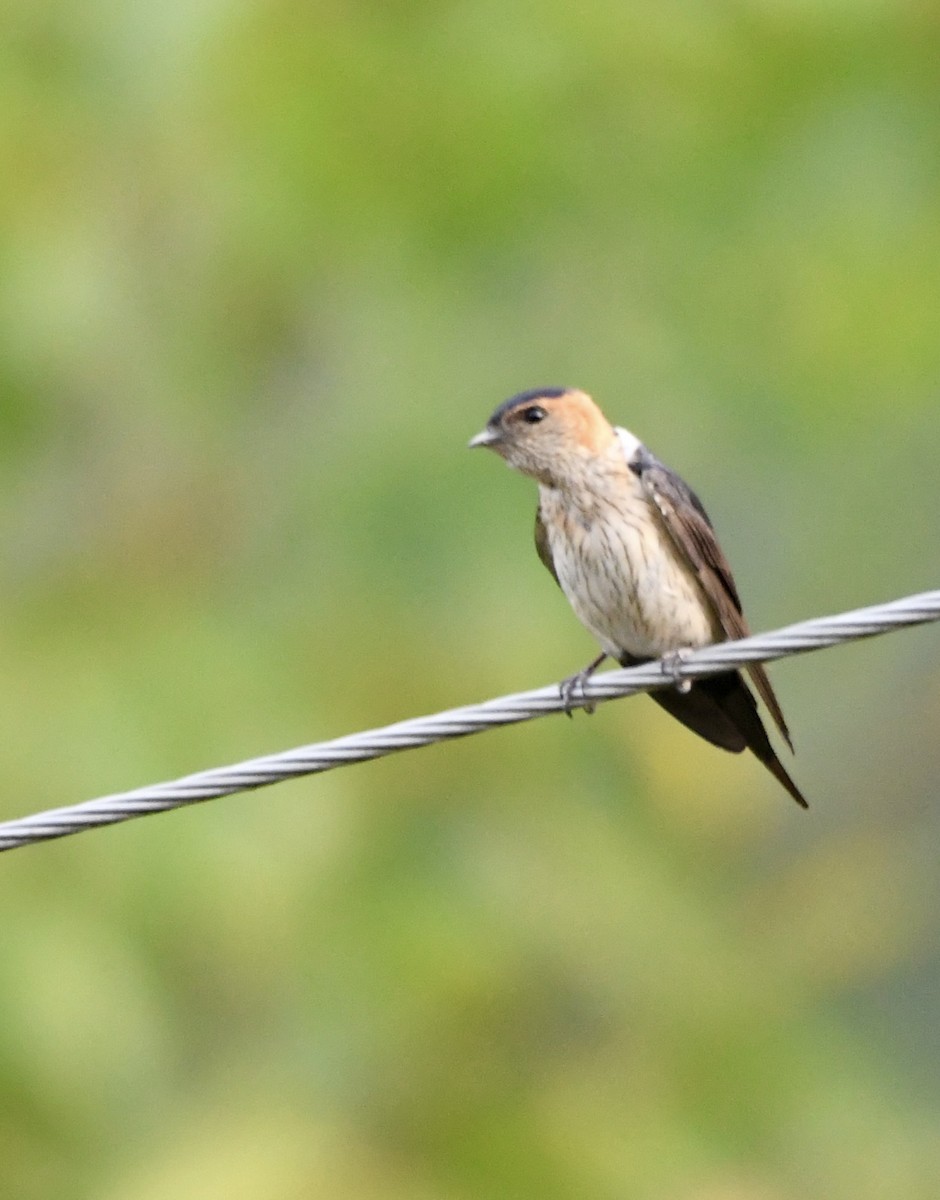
[469,387,617,486]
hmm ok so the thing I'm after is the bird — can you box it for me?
[469,386,807,808]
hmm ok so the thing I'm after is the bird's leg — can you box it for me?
[559,653,608,717]
[660,647,694,694]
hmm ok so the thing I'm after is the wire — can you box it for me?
[1,589,938,853]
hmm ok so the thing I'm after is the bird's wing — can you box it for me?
[534,504,560,585]
[630,448,793,750]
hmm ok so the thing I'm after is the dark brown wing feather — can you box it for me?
[534,505,560,583]
[632,454,793,752]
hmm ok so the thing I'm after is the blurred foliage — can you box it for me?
[1,1,939,1197]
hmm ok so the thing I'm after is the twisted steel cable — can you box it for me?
[0,589,938,853]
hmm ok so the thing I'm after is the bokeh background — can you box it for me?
[2,3,940,1197]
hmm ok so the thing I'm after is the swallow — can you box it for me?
[469,387,807,808]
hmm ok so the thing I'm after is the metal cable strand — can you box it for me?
[1,589,938,853]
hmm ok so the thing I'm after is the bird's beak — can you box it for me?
[468,427,500,449]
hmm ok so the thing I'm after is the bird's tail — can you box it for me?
[705,672,807,808]
[627,659,808,808]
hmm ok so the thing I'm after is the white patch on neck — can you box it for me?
[614,425,642,463]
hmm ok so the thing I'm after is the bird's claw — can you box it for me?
[560,670,596,717]
[559,653,607,716]
[661,648,694,693]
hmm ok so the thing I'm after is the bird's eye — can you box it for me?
[521,406,547,424]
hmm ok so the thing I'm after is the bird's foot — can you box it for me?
[559,654,607,717]
[661,647,694,694]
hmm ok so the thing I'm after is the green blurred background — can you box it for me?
[2,2,939,1197]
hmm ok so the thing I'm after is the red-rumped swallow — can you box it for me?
[469,387,807,808]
